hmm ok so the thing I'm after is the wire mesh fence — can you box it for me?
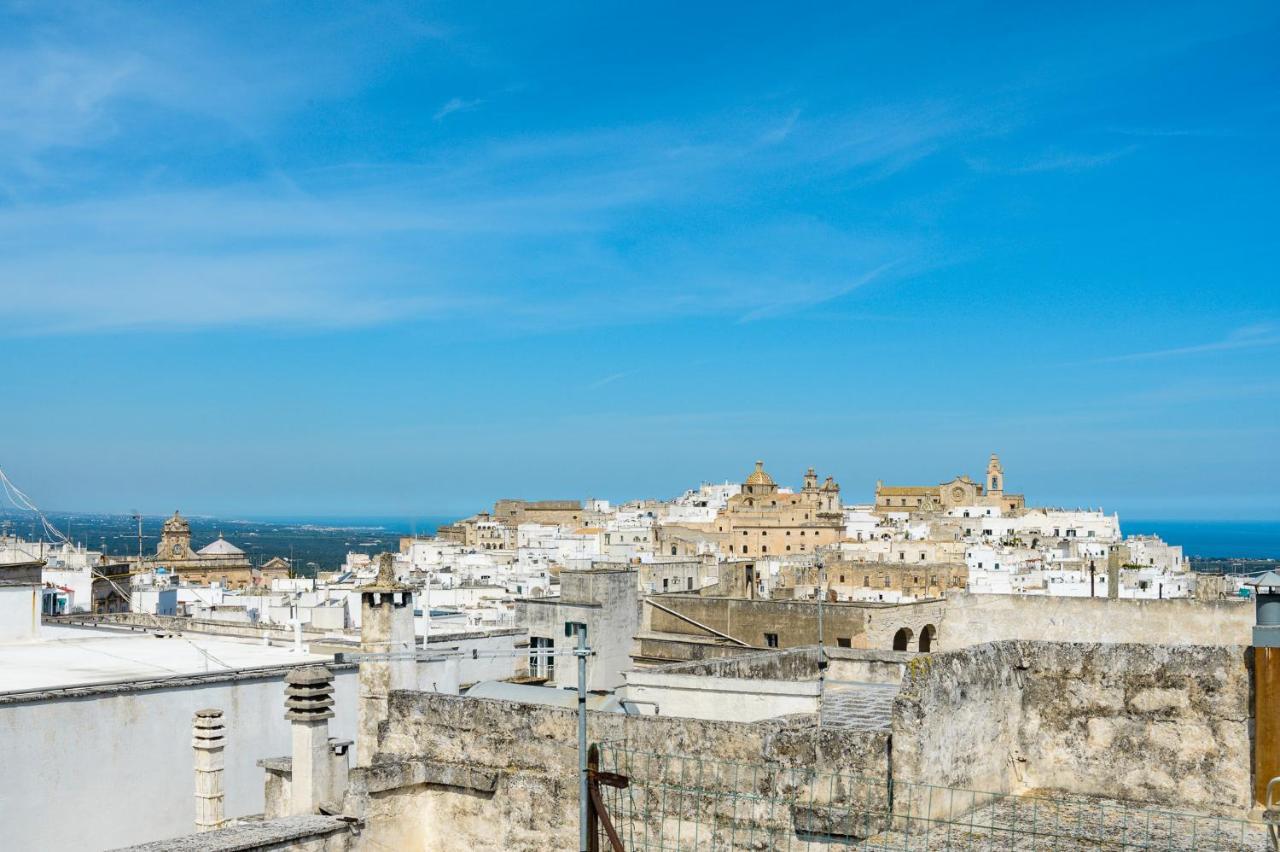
[593,743,1269,851]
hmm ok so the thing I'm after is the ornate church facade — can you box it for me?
[137,511,288,590]
[715,461,845,557]
[874,453,1026,515]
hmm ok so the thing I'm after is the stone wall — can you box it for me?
[655,647,820,680]
[352,691,891,851]
[892,640,1253,816]
[644,594,944,652]
[48,612,330,641]
[939,591,1253,647]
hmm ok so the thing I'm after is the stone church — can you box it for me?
[715,461,845,557]
[874,453,1026,514]
[138,511,287,590]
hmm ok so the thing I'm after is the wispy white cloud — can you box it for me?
[967,145,1137,175]
[734,261,902,323]
[433,96,482,121]
[1093,324,1280,364]
[586,372,632,390]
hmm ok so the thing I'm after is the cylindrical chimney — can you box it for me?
[192,708,226,832]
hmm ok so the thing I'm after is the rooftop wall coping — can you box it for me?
[653,593,943,610]
[109,814,353,852]
[623,670,823,696]
[0,660,359,706]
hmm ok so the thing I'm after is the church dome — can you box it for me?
[745,461,775,487]
[197,535,245,557]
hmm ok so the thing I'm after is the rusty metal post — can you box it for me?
[1257,645,1280,805]
[1250,573,1280,806]
[587,744,600,852]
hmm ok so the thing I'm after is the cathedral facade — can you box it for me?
[715,461,845,557]
[874,453,1026,515]
[138,511,287,590]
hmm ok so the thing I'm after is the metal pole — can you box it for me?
[816,559,827,704]
[576,624,589,852]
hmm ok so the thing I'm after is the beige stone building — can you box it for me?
[780,559,968,602]
[715,462,844,557]
[138,511,287,590]
[875,453,1025,514]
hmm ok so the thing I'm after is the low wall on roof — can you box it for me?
[350,691,890,851]
[939,591,1253,647]
[892,640,1253,817]
[0,666,359,851]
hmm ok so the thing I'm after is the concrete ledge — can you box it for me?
[48,613,331,640]
[625,669,823,697]
[110,815,355,851]
[0,661,358,706]
[354,758,498,795]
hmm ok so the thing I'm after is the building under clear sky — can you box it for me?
[1,1,1277,518]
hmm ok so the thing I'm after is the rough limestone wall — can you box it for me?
[891,643,1026,809]
[939,592,1253,647]
[1015,642,1251,814]
[357,691,890,851]
[892,641,1253,817]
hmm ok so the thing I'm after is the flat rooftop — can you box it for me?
[0,624,333,695]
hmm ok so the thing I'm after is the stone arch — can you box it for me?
[918,624,936,653]
[892,627,914,652]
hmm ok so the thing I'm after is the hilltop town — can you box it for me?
[2,455,1276,850]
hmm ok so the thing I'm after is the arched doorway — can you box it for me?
[919,624,936,653]
[892,627,913,651]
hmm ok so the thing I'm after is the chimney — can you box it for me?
[357,553,415,766]
[285,665,335,815]
[192,708,227,832]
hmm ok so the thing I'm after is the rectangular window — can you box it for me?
[530,637,555,679]
[764,632,779,648]
[687,577,693,590]
[836,637,852,648]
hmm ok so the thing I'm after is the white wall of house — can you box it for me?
[0,669,359,851]
[622,671,820,722]
[0,584,39,642]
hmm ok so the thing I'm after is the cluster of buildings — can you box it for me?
[2,455,1273,850]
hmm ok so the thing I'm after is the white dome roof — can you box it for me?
[197,536,245,556]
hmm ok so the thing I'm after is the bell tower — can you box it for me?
[986,454,1004,496]
[159,511,192,558]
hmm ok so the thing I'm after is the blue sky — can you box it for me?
[1,1,1277,519]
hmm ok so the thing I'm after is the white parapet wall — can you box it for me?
[623,669,821,722]
[0,667,359,851]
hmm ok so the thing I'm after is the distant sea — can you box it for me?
[1124,520,1280,560]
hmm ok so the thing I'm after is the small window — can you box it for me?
[764,633,779,648]
[836,637,852,648]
